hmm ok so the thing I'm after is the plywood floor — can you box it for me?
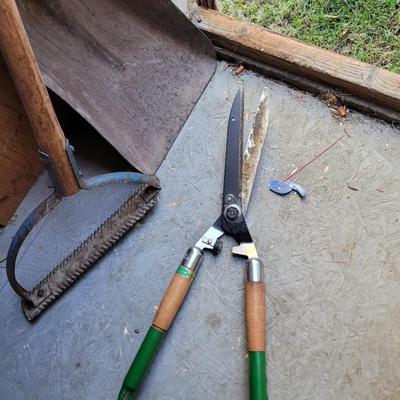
[1,64,399,400]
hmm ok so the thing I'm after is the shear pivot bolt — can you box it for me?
[225,205,241,221]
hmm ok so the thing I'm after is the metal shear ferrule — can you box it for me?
[246,258,264,283]
[181,247,203,273]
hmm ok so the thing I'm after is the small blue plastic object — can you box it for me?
[269,180,292,195]
[290,183,307,198]
[269,180,306,198]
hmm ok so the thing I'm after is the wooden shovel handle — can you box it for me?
[0,0,79,195]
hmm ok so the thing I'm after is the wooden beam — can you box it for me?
[217,47,400,124]
[194,8,400,116]
[0,56,43,225]
[0,0,79,195]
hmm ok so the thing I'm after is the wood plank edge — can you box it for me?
[193,8,400,119]
[216,47,400,125]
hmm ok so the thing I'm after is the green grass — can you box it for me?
[218,0,400,73]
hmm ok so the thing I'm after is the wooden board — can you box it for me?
[17,0,216,175]
[0,56,42,225]
[217,47,400,124]
[194,8,400,115]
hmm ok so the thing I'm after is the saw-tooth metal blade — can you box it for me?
[242,87,271,214]
[21,183,160,321]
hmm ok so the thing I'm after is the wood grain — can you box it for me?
[0,57,43,225]
[194,8,400,113]
[153,273,192,331]
[246,282,266,352]
[0,0,79,196]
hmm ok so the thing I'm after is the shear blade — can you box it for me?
[222,87,244,210]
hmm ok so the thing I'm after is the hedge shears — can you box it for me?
[119,87,270,400]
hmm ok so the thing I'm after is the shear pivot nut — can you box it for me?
[224,204,241,221]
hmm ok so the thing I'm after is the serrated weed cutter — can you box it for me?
[0,0,160,321]
[119,87,271,400]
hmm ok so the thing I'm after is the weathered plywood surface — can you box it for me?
[194,8,400,113]
[0,57,42,225]
[17,0,216,174]
[1,64,400,399]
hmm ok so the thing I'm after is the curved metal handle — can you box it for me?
[6,192,61,303]
[6,173,160,320]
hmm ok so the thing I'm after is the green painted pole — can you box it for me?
[118,249,202,398]
[118,258,199,399]
[118,326,165,400]
[249,351,267,400]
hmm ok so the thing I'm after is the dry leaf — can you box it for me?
[338,105,348,118]
[235,65,245,75]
